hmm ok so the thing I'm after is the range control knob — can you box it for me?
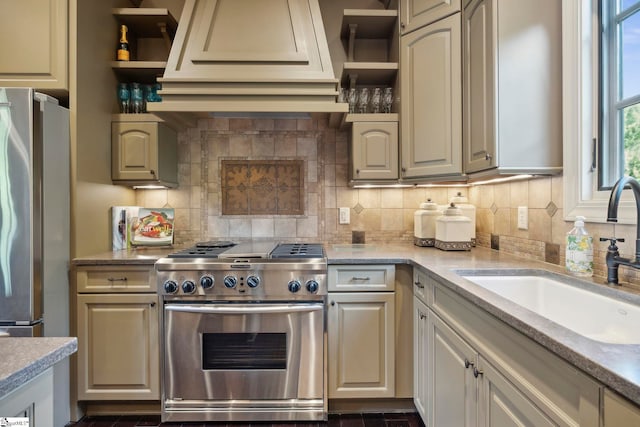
[306,279,319,294]
[288,280,301,293]
[182,280,196,294]
[223,275,238,289]
[247,275,261,288]
[163,280,178,294]
[200,275,214,290]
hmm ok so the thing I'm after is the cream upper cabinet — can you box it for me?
[400,13,462,179]
[111,114,178,188]
[462,0,562,175]
[0,0,68,94]
[351,120,399,181]
[400,0,461,34]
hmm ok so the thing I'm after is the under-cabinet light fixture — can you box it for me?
[468,174,534,186]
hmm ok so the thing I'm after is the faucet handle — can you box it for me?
[600,237,625,244]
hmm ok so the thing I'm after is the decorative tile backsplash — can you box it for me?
[135,114,640,288]
[221,160,304,215]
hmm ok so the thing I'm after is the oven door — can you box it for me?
[163,302,324,407]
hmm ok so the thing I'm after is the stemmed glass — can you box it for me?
[383,87,393,113]
[347,88,358,113]
[358,88,370,113]
[371,87,382,113]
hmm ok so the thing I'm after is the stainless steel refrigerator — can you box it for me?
[0,87,70,337]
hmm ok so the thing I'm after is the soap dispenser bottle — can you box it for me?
[565,216,593,277]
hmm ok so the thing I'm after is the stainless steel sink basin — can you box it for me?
[458,270,640,345]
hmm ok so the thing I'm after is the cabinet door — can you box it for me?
[400,0,461,34]
[400,14,462,179]
[604,389,640,427]
[413,297,429,423]
[478,355,558,427]
[328,292,395,398]
[352,122,399,181]
[111,121,159,181]
[77,293,159,400]
[462,0,495,173]
[0,0,68,92]
[430,312,476,427]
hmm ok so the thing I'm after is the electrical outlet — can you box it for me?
[339,207,350,224]
[517,206,528,230]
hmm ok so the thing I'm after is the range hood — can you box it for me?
[147,0,348,115]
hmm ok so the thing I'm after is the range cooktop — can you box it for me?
[166,241,325,260]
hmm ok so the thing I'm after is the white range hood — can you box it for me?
[147,0,347,115]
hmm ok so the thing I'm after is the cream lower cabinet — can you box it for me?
[0,369,54,426]
[412,296,429,421]
[414,272,601,427]
[400,12,462,179]
[328,265,396,398]
[604,389,640,427]
[74,265,159,401]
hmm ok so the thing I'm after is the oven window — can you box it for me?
[202,333,287,370]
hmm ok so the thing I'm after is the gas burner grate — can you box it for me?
[271,243,325,259]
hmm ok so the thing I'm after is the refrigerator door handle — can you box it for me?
[0,101,11,107]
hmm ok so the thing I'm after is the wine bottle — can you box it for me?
[117,24,130,61]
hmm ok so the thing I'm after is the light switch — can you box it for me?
[339,207,350,224]
[517,206,528,230]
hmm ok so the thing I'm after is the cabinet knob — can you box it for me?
[414,281,424,289]
[485,153,492,161]
[150,302,156,307]
[330,301,335,306]
[473,367,483,378]
[464,359,473,369]
[419,313,426,320]
[400,22,405,28]
[401,167,406,173]
[356,169,360,174]
[150,169,157,178]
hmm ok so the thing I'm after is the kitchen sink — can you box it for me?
[458,270,640,345]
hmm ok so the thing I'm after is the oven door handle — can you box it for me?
[164,303,323,314]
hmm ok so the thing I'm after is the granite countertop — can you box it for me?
[0,337,77,398]
[72,241,640,406]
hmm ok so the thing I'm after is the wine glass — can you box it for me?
[117,83,130,113]
[347,88,358,113]
[383,87,393,113]
[358,87,369,113]
[371,87,382,113]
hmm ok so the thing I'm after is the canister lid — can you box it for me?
[450,191,469,204]
[444,202,462,216]
[419,198,439,210]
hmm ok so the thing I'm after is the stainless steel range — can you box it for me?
[156,241,327,423]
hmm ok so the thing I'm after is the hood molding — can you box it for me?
[148,0,347,114]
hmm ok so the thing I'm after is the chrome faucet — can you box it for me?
[601,176,640,285]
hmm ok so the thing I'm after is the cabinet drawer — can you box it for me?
[329,265,395,291]
[76,266,155,293]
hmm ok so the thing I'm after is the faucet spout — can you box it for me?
[607,176,640,262]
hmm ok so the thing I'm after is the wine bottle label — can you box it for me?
[117,49,129,61]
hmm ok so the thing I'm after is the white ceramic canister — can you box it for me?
[414,198,441,247]
[449,191,476,245]
[435,203,472,251]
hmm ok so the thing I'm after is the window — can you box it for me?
[600,0,640,187]
[563,0,638,224]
